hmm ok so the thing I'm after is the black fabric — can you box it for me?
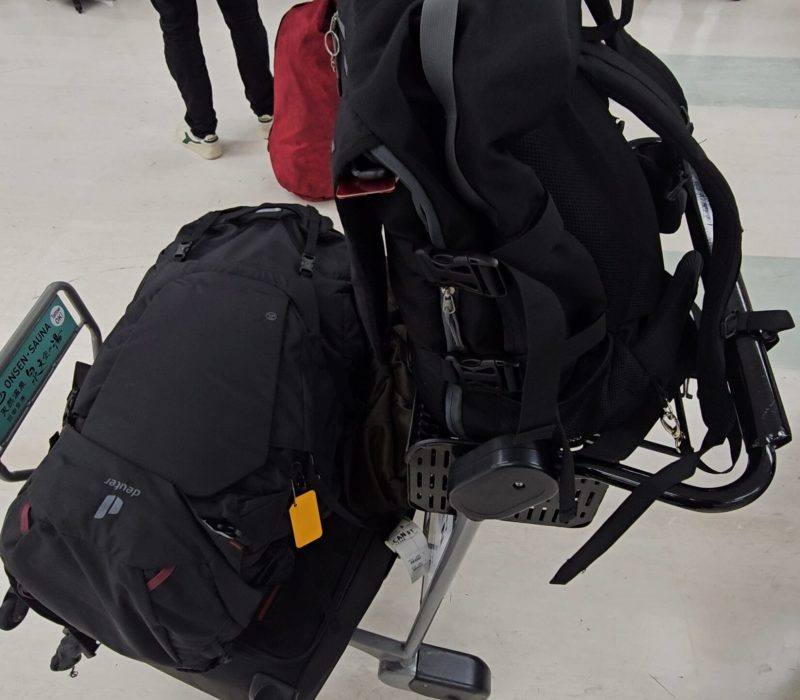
[150,0,274,137]
[0,587,28,631]
[331,0,782,583]
[630,138,688,234]
[580,42,743,448]
[50,631,86,673]
[581,0,633,42]
[722,310,795,340]
[0,205,394,673]
[160,512,397,700]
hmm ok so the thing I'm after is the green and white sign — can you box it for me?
[0,297,79,447]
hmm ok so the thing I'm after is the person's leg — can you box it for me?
[216,0,275,118]
[150,0,217,137]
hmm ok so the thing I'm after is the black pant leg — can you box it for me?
[216,0,275,116]
[150,0,217,137]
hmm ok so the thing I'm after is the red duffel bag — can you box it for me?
[269,0,338,201]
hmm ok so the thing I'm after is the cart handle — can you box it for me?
[0,282,101,483]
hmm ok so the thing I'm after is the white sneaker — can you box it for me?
[258,114,274,139]
[177,122,222,160]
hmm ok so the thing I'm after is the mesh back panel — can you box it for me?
[510,75,665,330]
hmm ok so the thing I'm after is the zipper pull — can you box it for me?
[441,286,456,315]
[441,287,465,352]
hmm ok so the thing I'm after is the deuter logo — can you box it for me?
[104,478,141,498]
[94,495,124,520]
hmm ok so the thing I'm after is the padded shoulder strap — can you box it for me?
[580,41,742,446]
[419,0,487,213]
[582,0,633,42]
[582,0,686,108]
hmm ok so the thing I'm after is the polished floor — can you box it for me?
[0,1,798,698]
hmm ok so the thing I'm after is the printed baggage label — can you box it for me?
[0,297,79,447]
[385,518,431,583]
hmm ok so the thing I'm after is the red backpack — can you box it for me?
[269,0,339,201]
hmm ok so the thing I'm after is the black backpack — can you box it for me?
[0,204,373,672]
[331,0,793,579]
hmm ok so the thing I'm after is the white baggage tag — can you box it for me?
[385,518,431,583]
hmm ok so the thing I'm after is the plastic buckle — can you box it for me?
[173,241,192,261]
[722,312,740,340]
[723,310,784,349]
[447,356,522,393]
[299,253,316,278]
[416,249,507,297]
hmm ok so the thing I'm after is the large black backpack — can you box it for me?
[331,0,793,579]
[0,204,378,673]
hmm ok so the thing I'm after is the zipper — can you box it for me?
[440,286,465,352]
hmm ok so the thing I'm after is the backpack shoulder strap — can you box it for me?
[580,41,742,447]
[582,0,687,108]
[549,43,747,584]
[419,0,487,213]
[581,0,633,42]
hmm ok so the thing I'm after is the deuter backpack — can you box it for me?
[0,204,382,673]
[331,0,794,580]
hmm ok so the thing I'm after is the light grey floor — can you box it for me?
[0,1,798,699]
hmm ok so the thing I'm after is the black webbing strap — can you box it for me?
[298,206,323,278]
[503,264,582,522]
[554,417,744,584]
[580,41,742,449]
[722,310,795,340]
[551,445,701,585]
[173,210,223,260]
[554,420,743,585]
[555,412,577,523]
[335,196,390,358]
[502,264,566,438]
[581,0,634,42]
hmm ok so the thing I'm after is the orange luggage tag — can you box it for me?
[289,486,323,549]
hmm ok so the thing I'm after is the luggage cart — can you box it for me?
[0,275,791,700]
[348,273,792,700]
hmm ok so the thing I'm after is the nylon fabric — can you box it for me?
[0,204,398,674]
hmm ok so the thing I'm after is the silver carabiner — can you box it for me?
[324,12,341,74]
[660,403,685,450]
